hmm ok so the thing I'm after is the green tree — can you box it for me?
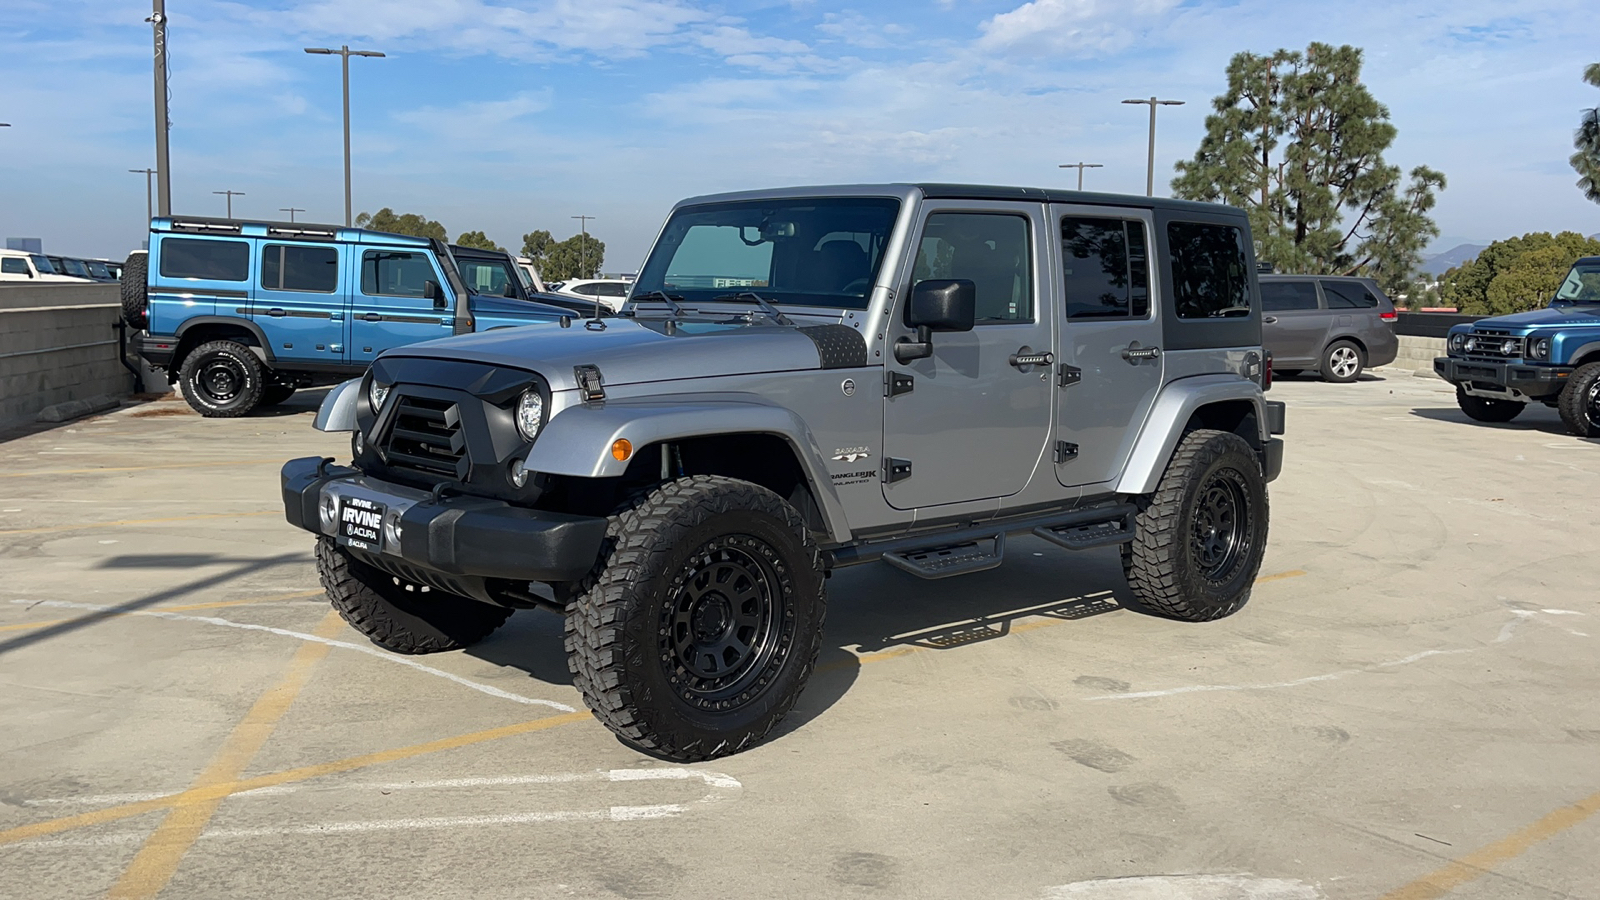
[1439,231,1600,315]
[353,208,447,240]
[542,232,606,281]
[1172,42,1446,295]
[1571,63,1600,204]
[520,229,555,268]
[454,230,502,251]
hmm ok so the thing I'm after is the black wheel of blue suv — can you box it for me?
[1557,362,1600,438]
[178,340,266,418]
[1455,385,1523,424]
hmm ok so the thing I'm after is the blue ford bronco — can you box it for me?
[125,217,572,417]
[1434,256,1600,437]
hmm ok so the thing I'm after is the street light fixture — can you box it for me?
[572,215,596,279]
[1058,162,1104,191]
[305,45,386,227]
[280,207,305,223]
[129,168,157,222]
[1122,96,1185,197]
[213,190,245,218]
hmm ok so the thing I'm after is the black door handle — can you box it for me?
[1263,316,1279,324]
[363,312,383,322]
[266,308,285,317]
[1009,348,1054,369]
[1121,344,1161,362]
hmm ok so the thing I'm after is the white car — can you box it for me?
[0,249,92,282]
[554,278,633,312]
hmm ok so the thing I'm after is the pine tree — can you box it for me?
[1571,63,1600,204]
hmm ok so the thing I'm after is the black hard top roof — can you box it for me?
[910,183,1240,216]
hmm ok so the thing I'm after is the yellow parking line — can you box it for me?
[1377,788,1600,899]
[0,590,326,634]
[107,610,347,900]
[1256,568,1307,583]
[0,459,286,479]
[0,511,277,536]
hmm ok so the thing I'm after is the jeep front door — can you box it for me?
[1051,207,1164,489]
[348,249,455,362]
[881,203,1054,510]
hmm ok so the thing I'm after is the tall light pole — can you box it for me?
[572,215,595,278]
[129,168,157,222]
[213,190,245,218]
[279,206,305,222]
[304,45,386,227]
[1122,96,1185,197]
[1058,162,1103,191]
[147,1,172,216]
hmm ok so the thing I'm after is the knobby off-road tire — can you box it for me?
[565,476,827,762]
[1121,429,1269,622]
[316,537,512,654]
[119,252,148,328]
[177,340,265,417]
[1456,385,1524,424]
[1320,340,1364,383]
[1556,362,1600,437]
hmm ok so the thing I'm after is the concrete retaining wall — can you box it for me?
[0,283,139,431]
[1384,334,1447,374]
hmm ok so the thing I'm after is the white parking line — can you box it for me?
[8,599,575,711]
[1044,874,1324,899]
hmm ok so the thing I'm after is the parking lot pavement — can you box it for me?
[1,375,1596,900]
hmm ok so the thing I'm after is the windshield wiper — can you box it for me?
[632,290,686,317]
[710,292,795,326]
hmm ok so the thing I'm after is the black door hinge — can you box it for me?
[883,457,913,484]
[885,372,914,397]
[1057,364,1081,387]
[1054,441,1079,463]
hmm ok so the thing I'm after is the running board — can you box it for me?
[1032,504,1137,551]
[882,533,1004,580]
[826,502,1139,577]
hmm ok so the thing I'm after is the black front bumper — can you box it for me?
[1433,357,1573,399]
[282,456,608,586]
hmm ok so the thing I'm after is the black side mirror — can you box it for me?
[895,279,976,363]
[424,280,445,309]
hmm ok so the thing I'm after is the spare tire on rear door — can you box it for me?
[120,252,148,329]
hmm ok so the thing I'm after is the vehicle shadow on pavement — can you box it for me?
[0,552,305,657]
[468,608,574,687]
[1408,406,1575,436]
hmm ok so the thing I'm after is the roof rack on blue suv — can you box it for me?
[125,216,573,417]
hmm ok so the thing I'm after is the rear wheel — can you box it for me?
[1320,340,1364,383]
[1121,429,1268,622]
[316,537,512,654]
[1556,362,1600,437]
[119,252,148,328]
[1456,385,1524,423]
[177,340,265,417]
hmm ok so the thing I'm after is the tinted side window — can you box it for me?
[1061,217,1150,318]
[1,258,29,275]
[1323,281,1378,309]
[159,238,249,281]
[915,213,1032,323]
[595,282,628,297]
[1167,222,1251,319]
[361,250,436,298]
[457,259,514,296]
[261,244,338,293]
[1260,281,1319,311]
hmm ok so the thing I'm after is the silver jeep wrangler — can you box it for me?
[282,184,1286,761]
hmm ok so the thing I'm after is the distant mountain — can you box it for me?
[1418,243,1487,277]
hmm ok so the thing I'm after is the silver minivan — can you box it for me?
[1260,274,1399,382]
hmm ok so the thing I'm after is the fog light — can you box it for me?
[509,457,530,488]
[353,431,365,456]
[1502,339,1518,355]
[319,493,338,531]
[384,512,403,547]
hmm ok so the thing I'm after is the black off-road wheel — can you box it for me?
[177,340,265,417]
[315,537,512,654]
[565,476,827,762]
[1121,429,1269,621]
[1556,362,1600,437]
[119,252,148,329]
[1456,385,1524,424]
[1320,340,1364,383]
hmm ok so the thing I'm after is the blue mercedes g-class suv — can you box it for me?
[1434,256,1600,437]
[126,217,572,417]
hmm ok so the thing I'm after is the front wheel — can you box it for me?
[1456,385,1524,423]
[1321,340,1364,383]
[316,538,512,654]
[177,340,265,417]
[565,476,827,762]
[1556,362,1600,437]
[1121,429,1269,622]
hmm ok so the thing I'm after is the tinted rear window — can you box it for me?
[1167,222,1252,319]
[160,238,249,281]
[1061,217,1150,319]
[262,244,339,293]
[1261,281,1319,311]
[1323,281,1379,309]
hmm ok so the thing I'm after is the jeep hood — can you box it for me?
[1476,305,1600,329]
[382,316,862,390]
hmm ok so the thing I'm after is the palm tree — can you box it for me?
[1573,63,1600,204]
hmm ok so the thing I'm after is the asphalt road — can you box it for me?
[1,370,1596,900]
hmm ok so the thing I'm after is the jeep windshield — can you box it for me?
[1554,262,1600,302]
[632,197,900,311]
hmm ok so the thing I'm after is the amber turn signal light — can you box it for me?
[611,439,632,461]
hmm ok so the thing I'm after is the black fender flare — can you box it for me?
[174,316,276,364]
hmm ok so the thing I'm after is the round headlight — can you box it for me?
[1530,337,1551,359]
[1449,333,1465,352]
[369,379,390,412]
[515,389,544,442]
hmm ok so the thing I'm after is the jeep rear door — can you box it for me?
[1050,206,1164,488]
[881,201,1054,510]
[348,248,455,363]
[253,241,346,364]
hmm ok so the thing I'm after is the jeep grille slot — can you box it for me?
[384,396,468,481]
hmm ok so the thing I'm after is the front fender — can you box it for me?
[1115,375,1269,495]
[313,378,362,432]
[524,396,852,543]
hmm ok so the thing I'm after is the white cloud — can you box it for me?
[978,0,1180,55]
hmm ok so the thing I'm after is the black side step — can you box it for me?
[1033,503,1137,551]
[882,533,1004,580]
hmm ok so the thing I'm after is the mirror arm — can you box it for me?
[893,326,933,364]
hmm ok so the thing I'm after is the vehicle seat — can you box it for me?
[811,240,869,292]
[952,239,1024,321]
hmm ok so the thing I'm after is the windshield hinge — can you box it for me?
[885,372,914,397]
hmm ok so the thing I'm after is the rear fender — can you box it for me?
[1115,375,1268,495]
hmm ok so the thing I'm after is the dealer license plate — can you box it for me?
[339,496,386,552]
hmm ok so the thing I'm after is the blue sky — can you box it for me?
[2,0,1597,270]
